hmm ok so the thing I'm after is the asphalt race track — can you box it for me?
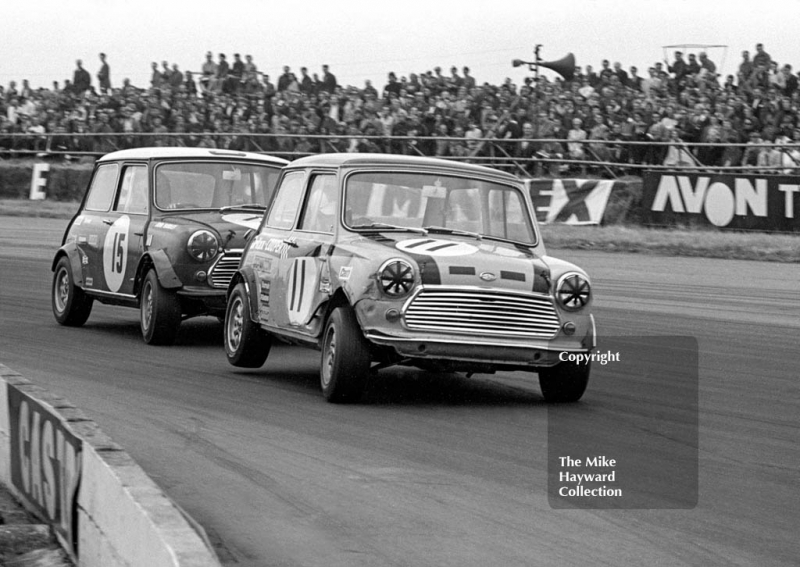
[1,216,798,566]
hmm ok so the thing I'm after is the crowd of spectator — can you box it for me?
[3,43,800,174]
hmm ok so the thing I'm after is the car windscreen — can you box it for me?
[344,171,536,245]
[154,161,281,211]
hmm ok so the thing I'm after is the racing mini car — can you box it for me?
[52,147,288,344]
[224,154,595,402]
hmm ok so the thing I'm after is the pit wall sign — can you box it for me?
[643,172,800,231]
[526,179,614,225]
[7,383,82,558]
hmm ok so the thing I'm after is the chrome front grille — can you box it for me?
[209,250,243,288]
[403,287,560,338]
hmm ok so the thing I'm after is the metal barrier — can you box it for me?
[2,132,799,178]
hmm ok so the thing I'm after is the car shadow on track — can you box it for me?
[238,346,546,406]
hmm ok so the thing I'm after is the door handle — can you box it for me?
[283,237,298,247]
[102,219,113,226]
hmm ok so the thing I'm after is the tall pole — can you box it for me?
[533,45,542,137]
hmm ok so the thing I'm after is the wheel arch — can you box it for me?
[228,267,261,323]
[52,244,84,288]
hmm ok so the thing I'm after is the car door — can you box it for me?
[83,162,149,297]
[279,172,337,332]
[246,170,306,328]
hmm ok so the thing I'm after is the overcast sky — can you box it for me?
[3,0,800,90]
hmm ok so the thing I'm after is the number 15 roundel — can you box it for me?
[103,215,130,292]
[286,258,318,325]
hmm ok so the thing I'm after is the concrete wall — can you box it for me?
[0,364,221,567]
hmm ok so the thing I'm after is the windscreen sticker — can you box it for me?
[396,238,478,257]
[103,215,130,292]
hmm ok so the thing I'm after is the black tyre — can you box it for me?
[538,360,591,403]
[320,307,371,403]
[140,269,181,345]
[52,256,93,326]
[225,283,270,368]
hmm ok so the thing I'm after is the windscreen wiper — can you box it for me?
[423,226,482,240]
[351,222,428,234]
[220,204,267,214]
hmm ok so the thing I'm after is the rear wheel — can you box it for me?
[320,307,371,403]
[52,256,93,326]
[538,360,591,403]
[225,283,270,368]
[140,269,181,345]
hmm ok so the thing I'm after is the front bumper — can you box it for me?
[356,294,595,370]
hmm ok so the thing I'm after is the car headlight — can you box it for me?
[187,230,219,262]
[556,272,591,311]
[378,259,415,297]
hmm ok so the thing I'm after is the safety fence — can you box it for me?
[2,132,800,178]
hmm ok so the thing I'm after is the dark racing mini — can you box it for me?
[51,147,288,344]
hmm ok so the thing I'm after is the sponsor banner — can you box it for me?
[526,179,614,225]
[7,384,82,558]
[643,172,800,231]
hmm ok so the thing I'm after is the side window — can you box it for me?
[265,172,305,230]
[84,163,119,212]
[115,165,148,215]
[298,174,337,233]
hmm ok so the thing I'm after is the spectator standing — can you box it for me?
[738,50,754,85]
[216,54,229,93]
[612,62,628,87]
[698,52,716,78]
[628,66,642,91]
[200,51,217,92]
[72,59,91,93]
[667,51,688,83]
[169,64,183,88]
[97,53,111,93]
[150,62,163,88]
[384,72,401,98]
[752,43,771,69]
[462,67,476,90]
[684,54,699,76]
[782,65,798,96]
[231,54,245,91]
[277,66,293,92]
[299,67,315,95]
[184,71,197,96]
[320,65,337,94]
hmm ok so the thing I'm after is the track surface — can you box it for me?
[1,216,798,566]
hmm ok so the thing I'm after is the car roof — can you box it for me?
[285,153,520,181]
[97,147,289,165]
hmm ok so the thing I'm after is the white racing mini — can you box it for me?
[225,154,596,403]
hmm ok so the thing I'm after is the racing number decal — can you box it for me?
[396,238,478,257]
[103,215,130,292]
[286,258,318,325]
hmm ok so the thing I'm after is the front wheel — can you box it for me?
[225,283,270,368]
[140,269,181,345]
[538,360,591,403]
[320,307,371,403]
[52,256,93,326]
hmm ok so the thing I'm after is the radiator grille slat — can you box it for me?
[209,250,243,289]
[404,288,560,338]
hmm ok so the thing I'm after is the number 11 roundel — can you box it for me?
[286,257,318,325]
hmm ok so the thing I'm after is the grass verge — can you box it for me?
[1,199,797,263]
